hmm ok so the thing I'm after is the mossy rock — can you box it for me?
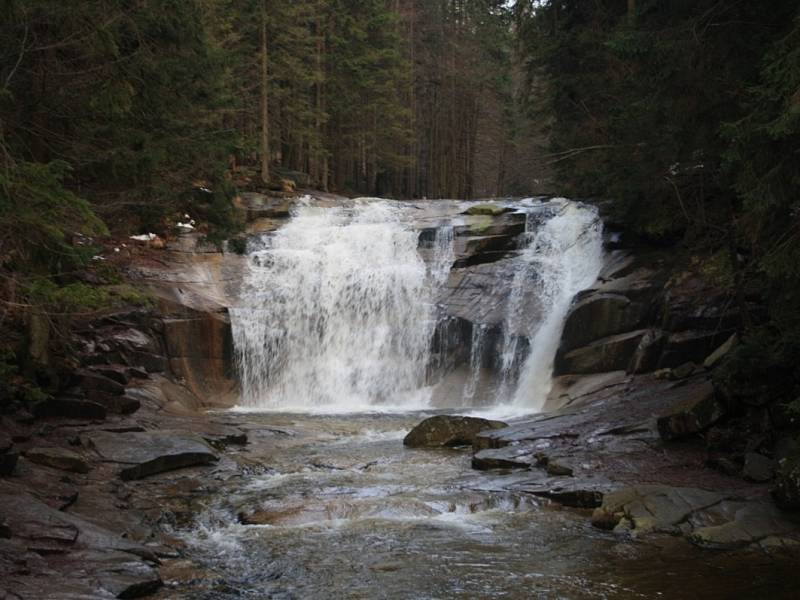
[463,204,508,217]
[466,215,494,234]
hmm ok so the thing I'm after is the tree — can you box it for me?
[260,0,270,184]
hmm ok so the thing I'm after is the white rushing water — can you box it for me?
[230,198,436,411]
[509,200,604,411]
[231,196,602,413]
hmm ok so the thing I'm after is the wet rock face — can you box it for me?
[557,330,649,374]
[404,416,508,448]
[559,293,650,353]
[0,492,163,597]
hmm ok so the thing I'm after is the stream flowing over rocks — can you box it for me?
[1,194,799,598]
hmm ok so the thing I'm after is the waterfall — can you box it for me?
[429,224,455,286]
[230,199,438,411]
[509,200,604,411]
[230,196,603,414]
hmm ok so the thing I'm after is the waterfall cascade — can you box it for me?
[230,197,603,412]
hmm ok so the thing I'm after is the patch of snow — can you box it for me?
[130,233,157,241]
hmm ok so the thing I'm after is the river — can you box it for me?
[165,197,796,599]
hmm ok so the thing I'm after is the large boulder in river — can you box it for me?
[404,415,508,448]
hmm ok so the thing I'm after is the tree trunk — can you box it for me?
[260,0,270,185]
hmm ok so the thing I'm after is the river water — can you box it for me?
[175,412,796,599]
[173,198,797,598]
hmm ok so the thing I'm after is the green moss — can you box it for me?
[25,280,111,312]
[464,203,506,216]
[108,284,154,307]
[463,215,493,234]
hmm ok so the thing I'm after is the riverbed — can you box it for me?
[162,411,799,599]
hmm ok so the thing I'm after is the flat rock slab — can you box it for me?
[26,447,90,474]
[404,415,508,448]
[689,500,800,549]
[511,474,615,508]
[0,492,152,559]
[593,485,725,535]
[588,482,800,549]
[472,446,534,470]
[89,430,218,480]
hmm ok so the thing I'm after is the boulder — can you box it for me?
[560,293,649,352]
[404,415,508,448]
[452,212,526,238]
[627,329,667,374]
[90,393,142,415]
[86,364,130,386]
[462,203,509,216]
[656,381,724,440]
[591,485,724,535]
[688,500,798,549]
[742,452,774,483]
[88,430,219,480]
[79,370,126,396]
[26,447,90,474]
[556,330,648,375]
[658,330,735,369]
[33,398,107,421]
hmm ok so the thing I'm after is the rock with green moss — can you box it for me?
[404,415,508,448]
[463,203,508,217]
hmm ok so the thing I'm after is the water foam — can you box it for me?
[231,198,438,411]
[231,196,603,414]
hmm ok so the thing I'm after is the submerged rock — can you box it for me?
[404,415,508,448]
